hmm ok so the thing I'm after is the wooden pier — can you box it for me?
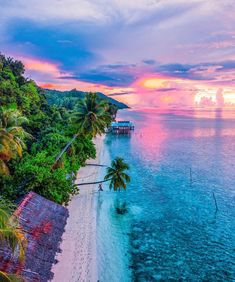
[109,121,134,134]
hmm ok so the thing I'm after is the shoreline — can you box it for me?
[51,135,105,282]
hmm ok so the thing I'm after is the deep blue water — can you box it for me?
[96,109,235,282]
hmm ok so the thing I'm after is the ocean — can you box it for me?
[95,109,235,282]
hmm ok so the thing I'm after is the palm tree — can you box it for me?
[104,157,130,191]
[75,93,112,136]
[0,208,25,282]
[77,157,131,191]
[53,93,112,168]
[0,109,31,175]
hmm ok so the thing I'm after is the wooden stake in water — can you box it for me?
[212,192,219,213]
[190,167,192,185]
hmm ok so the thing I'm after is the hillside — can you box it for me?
[44,88,129,110]
[0,53,96,205]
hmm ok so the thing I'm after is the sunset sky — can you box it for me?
[1,0,235,108]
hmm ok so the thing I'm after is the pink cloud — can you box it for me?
[19,56,235,109]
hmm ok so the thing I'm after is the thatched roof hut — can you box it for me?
[0,192,69,281]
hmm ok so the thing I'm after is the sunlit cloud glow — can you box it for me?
[0,0,234,109]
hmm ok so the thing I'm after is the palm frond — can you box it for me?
[0,271,12,282]
[0,159,10,175]
[0,209,26,262]
[0,228,25,261]
[0,109,30,175]
[0,271,24,282]
[122,173,131,183]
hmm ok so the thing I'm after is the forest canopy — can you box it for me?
[0,53,114,205]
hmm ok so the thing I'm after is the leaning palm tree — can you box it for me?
[77,157,131,191]
[53,93,112,168]
[104,157,130,191]
[0,208,25,282]
[0,109,31,175]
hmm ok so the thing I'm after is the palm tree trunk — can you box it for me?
[86,164,108,167]
[52,133,78,168]
[76,178,111,186]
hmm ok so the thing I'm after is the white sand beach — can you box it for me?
[52,135,105,282]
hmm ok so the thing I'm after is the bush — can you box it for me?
[13,151,78,204]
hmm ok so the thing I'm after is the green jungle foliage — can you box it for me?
[0,53,113,204]
[44,88,128,111]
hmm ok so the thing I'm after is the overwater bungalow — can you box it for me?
[109,121,134,134]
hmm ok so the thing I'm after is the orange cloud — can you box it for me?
[140,77,167,89]
[20,56,235,109]
[22,58,60,75]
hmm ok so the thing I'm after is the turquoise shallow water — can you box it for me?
[96,109,235,282]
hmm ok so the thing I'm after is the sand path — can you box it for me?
[52,135,104,282]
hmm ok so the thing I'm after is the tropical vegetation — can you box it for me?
[53,92,112,167]
[0,53,107,204]
[0,53,130,204]
[0,109,31,175]
[45,88,127,111]
[0,207,25,282]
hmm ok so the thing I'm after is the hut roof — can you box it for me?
[111,121,133,127]
[0,192,69,282]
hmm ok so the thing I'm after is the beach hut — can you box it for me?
[0,192,69,282]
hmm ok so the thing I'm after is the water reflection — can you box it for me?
[97,109,235,281]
